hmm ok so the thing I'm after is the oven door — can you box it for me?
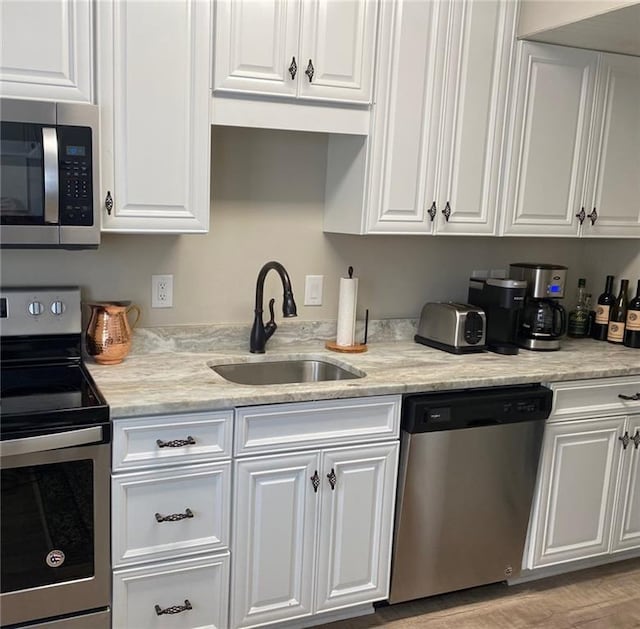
[0,426,110,627]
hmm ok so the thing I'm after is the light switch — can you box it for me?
[304,275,323,306]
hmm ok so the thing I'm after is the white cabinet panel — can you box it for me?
[113,553,229,629]
[583,53,640,238]
[112,462,231,567]
[502,42,598,236]
[613,415,640,553]
[298,0,377,103]
[0,0,93,102]
[435,0,515,235]
[529,417,625,568]
[213,0,299,96]
[315,443,398,612]
[98,0,210,232]
[231,452,319,628]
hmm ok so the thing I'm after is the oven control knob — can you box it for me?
[50,300,66,316]
[28,301,45,316]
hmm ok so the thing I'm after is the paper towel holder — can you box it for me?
[326,308,368,353]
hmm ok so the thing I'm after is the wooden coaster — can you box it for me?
[325,340,368,353]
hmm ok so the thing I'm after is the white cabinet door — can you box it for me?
[434,0,516,236]
[315,443,398,612]
[529,417,625,568]
[298,0,377,103]
[0,0,93,102]
[582,53,640,239]
[213,0,300,97]
[501,42,598,237]
[98,0,211,233]
[612,415,640,554]
[231,452,319,629]
[366,0,443,233]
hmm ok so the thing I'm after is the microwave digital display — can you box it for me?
[66,145,86,157]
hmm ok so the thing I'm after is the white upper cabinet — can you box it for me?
[97,0,211,233]
[502,43,640,238]
[582,53,640,238]
[214,0,377,104]
[501,42,598,237]
[325,0,517,235]
[0,0,93,102]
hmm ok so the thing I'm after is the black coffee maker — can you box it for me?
[468,278,527,354]
[510,263,568,351]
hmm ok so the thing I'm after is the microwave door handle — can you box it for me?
[42,127,59,224]
[0,426,103,458]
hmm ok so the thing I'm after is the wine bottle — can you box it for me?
[607,279,629,344]
[624,279,640,348]
[568,279,589,338]
[592,275,615,341]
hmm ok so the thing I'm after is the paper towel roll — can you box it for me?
[336,277,358,347]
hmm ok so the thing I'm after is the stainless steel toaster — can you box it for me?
[415,302,486,354]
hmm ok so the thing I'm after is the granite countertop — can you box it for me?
[87,321,640,418]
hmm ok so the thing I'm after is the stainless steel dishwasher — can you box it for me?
[389,384,552,604]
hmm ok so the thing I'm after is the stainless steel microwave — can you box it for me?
[0,98,100,249]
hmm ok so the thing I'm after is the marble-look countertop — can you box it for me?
[87,323,640,418]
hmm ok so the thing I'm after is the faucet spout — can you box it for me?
[250,261,297,353]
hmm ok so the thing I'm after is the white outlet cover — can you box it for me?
[152,274,173,308]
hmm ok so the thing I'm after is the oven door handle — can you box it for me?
[0,426,104,457]
[42,126,60,225]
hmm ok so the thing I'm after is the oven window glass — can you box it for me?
[1,460,94,593]
[0,122,45,224]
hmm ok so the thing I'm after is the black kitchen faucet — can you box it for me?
[250,261,297,353]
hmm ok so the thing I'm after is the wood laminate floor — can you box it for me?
[316,559,640,629]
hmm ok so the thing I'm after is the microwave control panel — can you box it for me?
[58,125,93,226]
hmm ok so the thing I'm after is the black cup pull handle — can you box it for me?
[155,600,192,615]
[155,508,194,523]
[156,436,196,448]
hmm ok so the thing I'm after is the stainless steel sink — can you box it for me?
[211,359,364,386]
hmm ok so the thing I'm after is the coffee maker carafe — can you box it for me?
[510,263,568,351]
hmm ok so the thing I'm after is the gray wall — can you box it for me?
[2,127,638,326]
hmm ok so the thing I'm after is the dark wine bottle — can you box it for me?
[624,279,640,348]
[592,275,615,341]
[607,279,629,344]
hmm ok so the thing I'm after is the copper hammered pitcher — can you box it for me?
[85,301,141,364]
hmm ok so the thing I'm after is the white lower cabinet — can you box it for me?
[525,377,640,573]
[231,396,401,629]
[111,410,233,629]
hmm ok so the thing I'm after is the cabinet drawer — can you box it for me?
[112,462,230,567]
[234,395,401,456]
[549,376,640,422]
[112,410,233,471]
[113,553,229,629]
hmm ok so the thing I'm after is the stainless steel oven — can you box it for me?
[0,99,100,249]
[0,288,110,629]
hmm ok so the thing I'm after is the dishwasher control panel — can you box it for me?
[402,384,553,433]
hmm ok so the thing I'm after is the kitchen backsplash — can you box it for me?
[1,127,638,326]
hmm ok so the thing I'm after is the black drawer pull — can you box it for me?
[155,600,192,615]
[618,393,640,401]
[155,508,194,523]
[619,432,630,449]
[156,436,196,448]
[633,431,640,450]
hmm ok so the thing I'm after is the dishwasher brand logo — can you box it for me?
[46,550,65,568]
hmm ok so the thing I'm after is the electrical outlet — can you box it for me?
[304,275,324,306]
[152,274,173,308]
